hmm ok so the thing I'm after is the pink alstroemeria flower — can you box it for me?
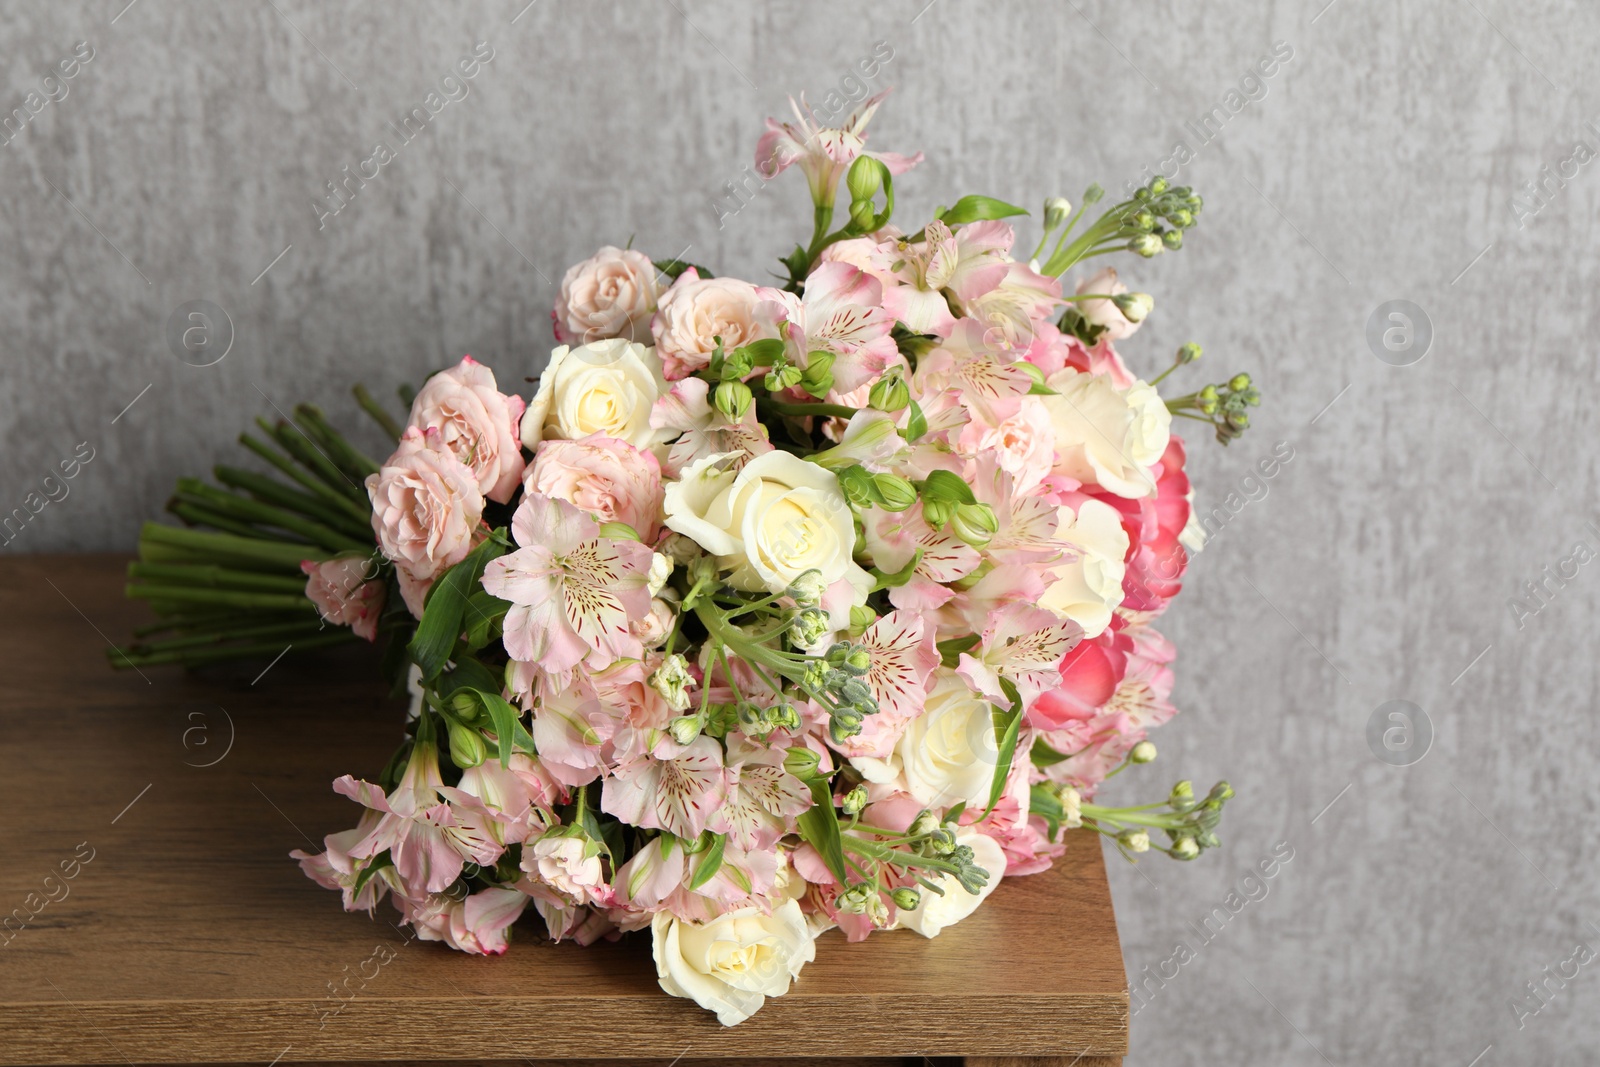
[708,747,813,852]
[831,609,940,759]
[601,734,729,841]
[755,90,923,208]
[956,604,1083,710]
[481,492,654,675]
[760,261,899,394]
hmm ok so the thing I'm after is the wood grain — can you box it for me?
[0,556,1129,1065]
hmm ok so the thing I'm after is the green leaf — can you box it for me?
[796,776,848,885]
[938,195,1029,225]
[1026,381,1060,396]
[654,258,713,281]
[1030,784,1064,839]
[1030,737,1072,767]
[408,535,507,680]
[435,656,501,701]
[461,590,511,650]
[473,688,534,767]
[688,833,727,890]
[983,677,1024,818]
[352,850,394,894]
[942,801,967,826]
[936,634,981,668]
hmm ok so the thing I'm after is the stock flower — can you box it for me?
[300,557,384,641]
[366,426,484,617]
[521,338,669,451]
[651,899,817,1026]
[482,493,655,674]
[553,245,661,344]
[664,450,872,602]
[755,90,922,207]
[895,827,1006,938]
[407,355,527,504]
[651,272,775,381]
[527,434,665,541]
[1038,369,1172,499]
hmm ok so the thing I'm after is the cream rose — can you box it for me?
[896,827,1007,938]
[860,670,998,811]
[651,899,816,1026]
[553,245,660,344]
[1039,368,1171,498]
[663,450,871,600]
[651,273,772,380]
[1039,498,1129,639]
[520,338,669,451]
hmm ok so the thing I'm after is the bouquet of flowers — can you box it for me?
[114,93,1252,1026]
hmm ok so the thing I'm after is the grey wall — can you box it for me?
[4,0,1599,1062]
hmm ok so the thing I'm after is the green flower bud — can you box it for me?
[714,380,752,420]
[1168,207,1195,228]
[922,497,952,531]
[846,155,883,203]
[1209,781,1235,802]
[868,373,910,412]
[799,351,836,397]
[1148,176,1169,195]
[765,364,803,392]
[843,647,873,675]
[842,785,869,816]
[788,607,832,649]
[1132,209,1156,231]
[785,569,828,605]
[836,464,879,509]
[1112,292,1154,323]
[829,705,864,740]
[1177,342,1202,364]
[449,690,482,724]
[891,887,922,910]
[849,199,877,231]
[1129,740,1157,763]
[1228,373,1252,391]
[910,811,941,836]
[848,604,877,635]
[1171,836,1200,860]
[872,473,917,512]
[446,719,487,769]
[1083,182,1105,205]
[1170,779,1195,811]
[1129,233,1163,257]
[1161,229,1183,250]
[1043,196,1071,230]
[783,746,821,778]
[669,715,702,746]
[1226,411,1250,430]
[949,502,998,549]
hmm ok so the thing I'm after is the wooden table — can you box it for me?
[0,555,1128,1067]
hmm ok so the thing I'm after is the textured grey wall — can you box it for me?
[4,0,1598,1062]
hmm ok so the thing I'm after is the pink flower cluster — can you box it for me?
[294,92,1228,1027]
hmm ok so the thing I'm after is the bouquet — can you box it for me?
[114,93,1253,1026]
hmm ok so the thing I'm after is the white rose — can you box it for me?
[897,670,999,810]
[896,827,1007,938]
[554,245,660,345]
[1040,368,1171,499]
[520,338,668,451]
[1074,266,1141,341]
[1038,498,1129,639]
[651,900,816,1026]
[663,450,872,601]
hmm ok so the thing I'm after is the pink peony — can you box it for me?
[300,556,384,641]
[366,426,484,616]
[553,245,661,345]
[407,355,526,505]
[527,433,665,542]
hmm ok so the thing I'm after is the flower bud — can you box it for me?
[1082,182,1105,205]
[1059,785,1083,829]
[848,199,877,231]
[836,463,879,509]
[765,364,803,391]
[835,882,874,914]
[1131,209,1156,231]
[828,704,864,740]
[1170,780,1195,811]
[1148,177,1169,195]
[872,473,917,512]
[1209,781,1235,802]
[1129,740,1157,764]
[921,497,952,531]
[1228,373,1252,392]
[648,653,694,712]
[949,502,998,549]
[842,785,869,816]
[868,373,910,412]
[785,569,828,605]
[783,746,821,778]
[1112,292,1154,323]
[799,350,835,396]
[910,812,941,837]
[1129,233,1163,257]
[891,887,922,911]
[1168,207,1195,228]
[1171,836,1200,860]
[788,607,832,649]
[846,156,883,203]
[669,715,702,746]
[1177,341,1202,364]
[447,719,488,769]
[843,647,873,675]
[1119,829,1151,853]
[714,380,753,420]
[1043,196,1071,230]
[449,690,482,724]
[1161,229,1183,250]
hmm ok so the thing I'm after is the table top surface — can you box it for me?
[0,554,1129,1064]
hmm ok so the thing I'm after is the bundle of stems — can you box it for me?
[111,388,406,670]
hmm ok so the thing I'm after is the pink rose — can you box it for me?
[526,833,609,906]
[366,426,484,617]
[300,557,385,641]
[651,270,774,380]
[407,355,527,504]
[527,433,664,541]
[553,245,661,345]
